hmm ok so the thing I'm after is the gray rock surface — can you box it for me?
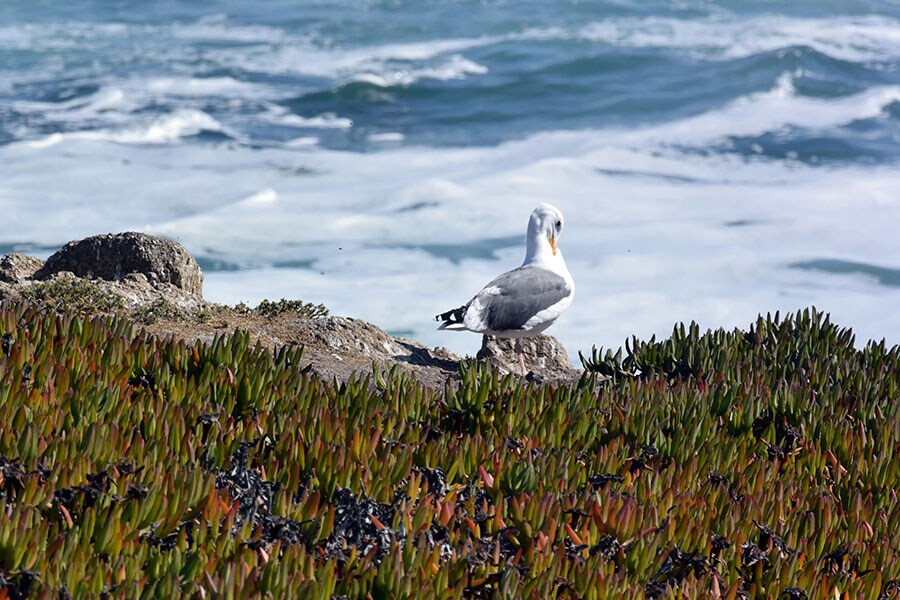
[35,232,203,295]
[0,253,45,283]
[477,334,577,379]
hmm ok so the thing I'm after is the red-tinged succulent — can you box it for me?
[0,303,898,598]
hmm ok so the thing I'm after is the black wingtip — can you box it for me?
[435,305,467,325]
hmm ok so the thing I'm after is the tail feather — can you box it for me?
[436,304,468,330]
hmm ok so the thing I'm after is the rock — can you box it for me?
[477,334,578,379]
[35,232,203,296]
[1,233,583,390]
[0,253,44,283]
[292,316,462,371]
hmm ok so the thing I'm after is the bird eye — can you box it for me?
[555,220,562,229]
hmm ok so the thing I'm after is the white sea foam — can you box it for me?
[625,78,900,147]
[349,55,489,87]
[4,10,900,356]
[285,136,320,147]
[0,25,31,49]
[0,16,282,50]
[13,87,136,120]
[202,13,900,85]
[267,110,354,129]
[9,89,898,358]
[170,15,286,44]
[96,109,226,144]
[369,132,404,142]
[240,188,280,207]
[0,21,137,52]
[144,76,267,98]
[10,78,273,143]
[573,14,900,62]
[20,109,227,147]
[6,11,899,85]
[215,36,496,81]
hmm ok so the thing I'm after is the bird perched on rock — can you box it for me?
[435,203,574,375]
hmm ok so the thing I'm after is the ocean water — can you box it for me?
[2,1,900,358]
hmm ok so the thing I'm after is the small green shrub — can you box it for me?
[131,300,184,325]
[250,298,329,319]
[18,278,124,313]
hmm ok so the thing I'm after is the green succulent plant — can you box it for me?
[0,303,898,599]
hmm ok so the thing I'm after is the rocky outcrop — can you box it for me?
[1,232,580,389]
[35,232,203,295]
[0,253,44,283]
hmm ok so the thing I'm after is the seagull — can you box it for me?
[435,203,574,376]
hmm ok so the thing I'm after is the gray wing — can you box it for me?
[476,266,570,331]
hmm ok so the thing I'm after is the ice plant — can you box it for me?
[0,304,898,598]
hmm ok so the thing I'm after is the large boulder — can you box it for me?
[35,232,203,296]
[0,253,44,283]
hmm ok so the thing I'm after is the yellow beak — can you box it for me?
[549,235,557,255]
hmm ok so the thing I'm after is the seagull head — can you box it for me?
[527,203,565,259]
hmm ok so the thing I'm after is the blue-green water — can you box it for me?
[2,1,900,354]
